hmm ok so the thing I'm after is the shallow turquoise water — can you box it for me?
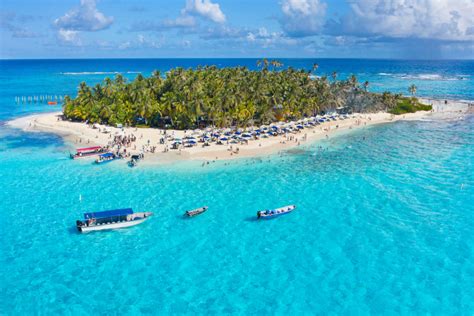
[1,115,473,314]
[1,59,473,314]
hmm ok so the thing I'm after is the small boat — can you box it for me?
[128,154,144,167]
[95,152,122,164]
[257,205,296,219]
[76,208,153,233]
[185,206,208,217]
[70,146,105,159]
[47,101,57,105]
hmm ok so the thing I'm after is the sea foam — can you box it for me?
[60,71,141,75]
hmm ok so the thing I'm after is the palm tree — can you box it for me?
[64,61,399,129]
[363,81,369,92]
[408,84,417,96]
[349,75,358,89]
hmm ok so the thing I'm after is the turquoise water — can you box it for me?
[1,59,473,120]
[1,59,473,314]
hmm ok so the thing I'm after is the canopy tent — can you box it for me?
[84,208,133,219]
[77,146,101,153]
[99,153,114,158]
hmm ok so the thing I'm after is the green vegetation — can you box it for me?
[62,60,418,129]
[389,97,432,115]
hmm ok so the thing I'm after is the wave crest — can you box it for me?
[377,73,469,81]
[60,71,141,75]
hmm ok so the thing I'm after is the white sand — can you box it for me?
[7,98,471,164]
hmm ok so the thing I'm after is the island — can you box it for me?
[11,60,449,164]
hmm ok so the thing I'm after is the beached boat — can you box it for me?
[257,205,296,219]
[128,154,144,167]
[185,206,208,217]
[76,208,153,233]
[95,152,122,164]
[70,146,105,159]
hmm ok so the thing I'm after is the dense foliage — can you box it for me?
[63,61,411,129]
[388,98,432,115]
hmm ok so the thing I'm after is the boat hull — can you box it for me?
[71,152,103,159]
[95,158,120,164]
[185,206,208,217]
[77,213,152,233]
[257,205,296,219]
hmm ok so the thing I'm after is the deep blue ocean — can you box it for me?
[0,59,473,314]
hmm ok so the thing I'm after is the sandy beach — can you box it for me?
[7,98,471,164]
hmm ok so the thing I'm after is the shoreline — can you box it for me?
[6,98,471,165]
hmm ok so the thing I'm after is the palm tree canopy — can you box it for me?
[63,62,405,128]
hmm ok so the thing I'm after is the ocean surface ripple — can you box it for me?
[0,115,473,314]
[0,59,473,314]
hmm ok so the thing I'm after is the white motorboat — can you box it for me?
[257,205,296,219]
[76,208,153,233]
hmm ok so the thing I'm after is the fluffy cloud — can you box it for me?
[246,27,298,48]
[183,0,226,24]
[57,29,81,46]
[331,0,474,42]
[54,0,113,32]
[280,0,327,37]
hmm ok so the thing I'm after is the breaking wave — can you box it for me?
[60,71,141,75]
[377,72,469,81]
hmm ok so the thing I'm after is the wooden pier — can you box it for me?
[15,95,66,105]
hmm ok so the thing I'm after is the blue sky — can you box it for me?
[1,0,473,59]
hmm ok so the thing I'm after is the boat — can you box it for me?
[257,205,296,219]
[47,101,57,105]
[95,152,122,164]
[128,153,144,167]
[70,146,105,159]
[185,206,208,217]
[76,208,153,233]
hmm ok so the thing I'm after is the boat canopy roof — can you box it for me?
[77,146,102,152]
[100,152,114,158]
[84,208,133,219]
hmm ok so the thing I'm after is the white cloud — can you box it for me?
[57,28,81,45]
[245,27,297,48]
[342,0,474,41]
[54,0,113,32]
[162,15,196,28]
[118,41,131,50]
[280,0,327,36]
[137,34,162,48]
[246,32,256,42]
[183,0,226,24]
[118,35,162,50]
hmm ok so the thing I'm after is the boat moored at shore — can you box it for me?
[70,146,105,159]
[95,152,123,164]
[76,208,153,233]
[257,205,296,219]
[128,153,144,167]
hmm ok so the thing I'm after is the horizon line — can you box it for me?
[1,57,473,61]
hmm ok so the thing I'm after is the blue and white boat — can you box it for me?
[95,152,122,164]
[76,208,153,233]
[257,205,296,219]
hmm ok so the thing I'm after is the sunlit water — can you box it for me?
[0,59,473,314]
